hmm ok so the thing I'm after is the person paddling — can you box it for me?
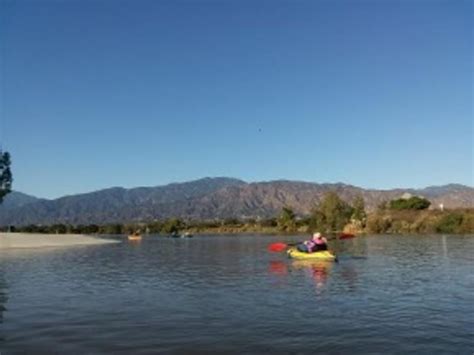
[297,232,328,253]
[312,232,328,251]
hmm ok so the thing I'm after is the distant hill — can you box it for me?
[0,177,472,226]
[0,191,43,209]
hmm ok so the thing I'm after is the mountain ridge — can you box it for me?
[1,177,472,226]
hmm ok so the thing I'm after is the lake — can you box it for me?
[0,234,473,354]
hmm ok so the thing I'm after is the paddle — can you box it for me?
[267,233,355,252]
[268,242,299,252]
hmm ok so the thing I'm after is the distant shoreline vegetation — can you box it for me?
[3,193,473,235]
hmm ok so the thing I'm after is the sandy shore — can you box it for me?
[0,233,120,249]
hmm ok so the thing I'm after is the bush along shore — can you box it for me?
[2,193,473,235]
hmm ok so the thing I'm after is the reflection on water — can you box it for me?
[0,234,472,353]
[268,258,360,296]
[339,266,359,292]
[0,269,8,342]
[268,260,288,276]
[291,260,332,290]
[291,260,334,287]
[441,234,448,258]
[267,259,333,295]
[0,272,7,322]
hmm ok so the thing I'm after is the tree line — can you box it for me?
[4,191,369,234]
[3,192,472,235]
[4,217,276,235]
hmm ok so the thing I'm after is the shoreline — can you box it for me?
[0,233,119,250]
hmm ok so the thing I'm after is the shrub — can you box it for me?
[259,218,277,228]
[366,214,392,233]
[436,213,464,233]
[389,196,431,210]
[459,213,474,233]
[222,218,241,226]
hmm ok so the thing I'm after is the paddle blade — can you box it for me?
[268,242,288,252]
[339,233,356,240]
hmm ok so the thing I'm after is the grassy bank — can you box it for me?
[364,209,474,234]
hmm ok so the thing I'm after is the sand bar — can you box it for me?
[0,233,120,249]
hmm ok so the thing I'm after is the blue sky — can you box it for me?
[1,0,472,198]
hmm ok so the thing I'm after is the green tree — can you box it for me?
[307,207,326,232]
[0,151,12,203]
[51,224,67,234]
[23,224,39,233]
[146,221,163,234]
[389,196,431,210]
[277,207,297,232]
[82,224,100,234]
[102,224,123,234]
[162,218,185,234]
[351,195,367,223]
[318,191,353,232]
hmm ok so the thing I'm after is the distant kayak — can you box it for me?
[287,247,337,261]
[128,235,142,241]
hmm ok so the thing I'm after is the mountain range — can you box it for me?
[1,177,472,226]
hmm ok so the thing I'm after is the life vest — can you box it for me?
[314,237,326,245]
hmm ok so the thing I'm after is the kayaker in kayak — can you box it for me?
[297,232,328,253]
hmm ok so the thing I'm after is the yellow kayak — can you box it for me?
[287,247,337,261]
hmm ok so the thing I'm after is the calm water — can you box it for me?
[0,234,473,354]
